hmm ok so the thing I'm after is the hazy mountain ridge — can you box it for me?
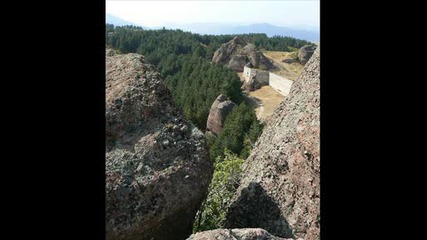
[106,13,140,27]
[106,14,318,42]
[167,22,319,42]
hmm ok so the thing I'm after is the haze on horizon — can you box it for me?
[106,0,319,31]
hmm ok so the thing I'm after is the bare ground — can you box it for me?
[238,51,304,122]
[244,86,285,122]
[262,51,304,81]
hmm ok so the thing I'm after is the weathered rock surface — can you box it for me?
[206,94,236,135]
[187,228,294,240]
[212,36,275,72]
[241,69,269,92]
[225,47,320,240]
[242,75,257,91]
[297,45,317,65]
[106,48,213,240]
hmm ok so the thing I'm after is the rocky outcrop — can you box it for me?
[297,45,317,65]
[106,48,213,240]
[242,75,262,92]
[212,36,275,72]
[242,75,257,91]
[241,69,269,92]
[225,47,320,240]
[206,94,236,135]
[187,228,295,240]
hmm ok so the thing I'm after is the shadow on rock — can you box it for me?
[225,181,294,238]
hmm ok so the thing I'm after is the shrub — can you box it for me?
[193,150,244,232]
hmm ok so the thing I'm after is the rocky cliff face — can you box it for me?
[225,47,320,240]
[298,45,317,65]
[206,94,236,135]
[106,48,213,240]
[212,36,275,72]
[187,228,295,240]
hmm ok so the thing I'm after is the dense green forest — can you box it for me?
[106,24,308,232]
[106,24,311,60]
[209,103,264,160]
[106,24,308,130]
[106,24,243,129]
[106,23,307,160]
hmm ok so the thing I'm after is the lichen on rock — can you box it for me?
[106,48,213,240]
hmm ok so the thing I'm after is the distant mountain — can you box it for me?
[106,14,139,27]
[166,22,231,34]
[167,22,319,42]
[105,17,319,42]
[230,23,319,42]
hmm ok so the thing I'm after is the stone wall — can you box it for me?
[256,71,269,85]
[269,72,293,96]
[243,66,294,96]
[243,66,269,84]
[243,66,253,80]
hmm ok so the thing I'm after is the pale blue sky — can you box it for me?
[106,1,319,29]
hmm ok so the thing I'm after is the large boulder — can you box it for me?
[240,44,274,71]
[212,36,275,72]
[187,228,294,240]
[206,94,236,135]
[228,55,249,72]
[106,49,213,240]
[225,47,320,240]
[297,45,317,65]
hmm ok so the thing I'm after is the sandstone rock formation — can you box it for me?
[187,228,295,240]
[206,94,236,135]
[212,36,275,72]
[106,48,213,240]
[225,47,320,240]
[297,45,317,65]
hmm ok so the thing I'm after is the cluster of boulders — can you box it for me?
[105,44,320,240]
